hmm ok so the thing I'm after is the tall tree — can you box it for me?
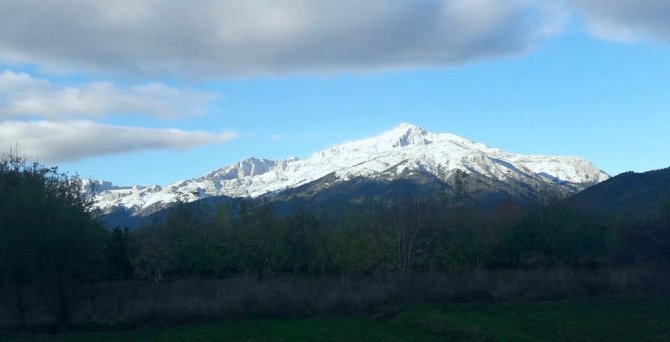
[0,148,105,328]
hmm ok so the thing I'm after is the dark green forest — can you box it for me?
[1,152,669,332]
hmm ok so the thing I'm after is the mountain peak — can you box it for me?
[203,156,277,181]
[90,124,610,218]
[390,122,427,136]
[394,122,424,131]
[384,123,429,147]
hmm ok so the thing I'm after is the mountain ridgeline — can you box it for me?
[570,166,670,222]
[86,123,609,227]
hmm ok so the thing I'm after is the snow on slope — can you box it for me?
[88,123,609,215]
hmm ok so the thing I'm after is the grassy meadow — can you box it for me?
[5,296,669,341]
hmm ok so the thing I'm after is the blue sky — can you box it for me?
[0,1,668,185]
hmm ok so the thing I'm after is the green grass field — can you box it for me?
[6,297,670,341]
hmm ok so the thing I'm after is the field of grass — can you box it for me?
[397,296,670,341]
[5,296,670,341]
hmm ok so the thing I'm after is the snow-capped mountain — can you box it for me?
[87,123,609,216]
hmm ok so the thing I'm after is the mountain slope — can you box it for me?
[87,123,609,217]
[570,166,670,220]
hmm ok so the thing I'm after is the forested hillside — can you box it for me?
[571,167,670,221]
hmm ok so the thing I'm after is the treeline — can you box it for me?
[1,152,669,329]
[127,192,669,282]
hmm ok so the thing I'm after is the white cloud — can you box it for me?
[0,71,217,120]
[271,134,283,141]
[0,120,236,162]
[571,0,670,43]
[0,0,565,77]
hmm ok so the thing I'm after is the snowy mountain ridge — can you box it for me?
[87,123,609,216]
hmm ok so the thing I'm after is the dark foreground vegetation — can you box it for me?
[1,151,669,337]
[6,297,670,341]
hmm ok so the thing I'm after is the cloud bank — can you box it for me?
[572,0,670,43]
[0,0,564,77]
[0,71,216,120]
[0,121,236,162]
[0,71,230,162]
[2,1,666,164]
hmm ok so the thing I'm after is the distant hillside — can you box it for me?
[570,166,670,221]
[99,195,239,229]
